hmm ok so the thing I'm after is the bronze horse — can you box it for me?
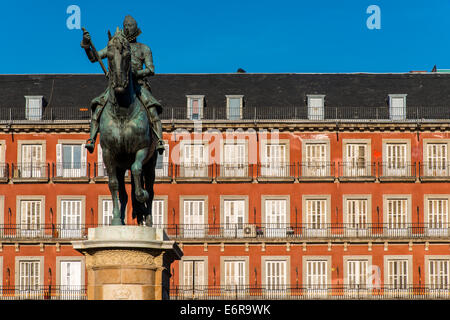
[99,28,158,226]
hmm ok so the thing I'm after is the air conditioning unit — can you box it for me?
[243,224,256,238]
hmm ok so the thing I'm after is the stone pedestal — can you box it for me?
[72,226,182,300]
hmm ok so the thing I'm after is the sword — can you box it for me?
[82,27,108,78]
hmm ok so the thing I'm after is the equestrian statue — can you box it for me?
[80,16,164,226]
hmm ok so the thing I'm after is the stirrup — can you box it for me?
[156,140,165,155]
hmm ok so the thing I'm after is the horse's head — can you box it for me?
[107,28,131,95]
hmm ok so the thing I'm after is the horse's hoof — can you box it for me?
[136,190,149,203]
[85,143,95,154]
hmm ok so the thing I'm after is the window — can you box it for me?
[15,256,44,299]
[20,200,43,237]
[60,199,82,238]
[155,143,169,177]
[186,95,204,120]
[347,260,369,289]
[389,94,407,120]
[383,142,409,176]
[182,143,208,177]
[223,199,245,237]
[305,259,329,296]
[427,258,450,290]
[25,96,43,120]
[386,259,409,290]
[59,260,83,299]
[304,197,329,237]
[425,142,449,177]
[152,199,165,228]
[56,143,87,178]
[224,260,246,288]
[221,142,247,177]
[303,142,330,177]
[344,142,370,177]
[265,260,287,291]
[385,197,409,235]
[344,197,370,235]
[102,199,113,226]
[20,144,44,178]
[182,259,206,295]
[183,199,205,238]
[426,197,449,236]
[226,95,243,120]
[0,141,5,178]
[307,95,325,120]
[264,198,287,237]
[261,142,288,177]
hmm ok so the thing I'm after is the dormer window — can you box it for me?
[307,95,325,120]
[389,94,407,120]
[186,95,204,120]
[226,95,243,120]
[25,96,43,120]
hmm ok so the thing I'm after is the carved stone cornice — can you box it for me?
[84,249,164,269]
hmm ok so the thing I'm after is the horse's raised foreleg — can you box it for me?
[131,148,150,203]
[117,167,127,225]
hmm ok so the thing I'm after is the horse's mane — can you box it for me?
[109,28,130,51]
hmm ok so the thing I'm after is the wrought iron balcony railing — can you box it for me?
[298,161,335,179]
[52,162,90,179]
[170,284,450,300]
[215,163,254,180]
[11,163,50,179]
[378,162,417,179]
[338,162,376,179]
[256,162,296,179]
[419,161,450,179]
[174,163,214,180]
[0,286,87,300]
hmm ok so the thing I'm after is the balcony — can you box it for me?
[378,162,417,182]
[174,163,214,183]
[155,162,173,183]
[338,162,376,182]
[215,163,253,183]
[93,162,131,183]
[256,163,295,182]
[0,286,86,300]
[0,224,93,240]
[419,162,450,182]
[170,284,450,300]
[11,163,50,183]
[298,162,335,182]
[52,162,90,183]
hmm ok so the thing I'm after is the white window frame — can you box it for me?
[25,96,43,120]
[18,141,46,178]
[221,196,248,238]
[423,140,450,177]
[220,140,248,178]
[56,256,85,300]
[15,256,44,299]
[425,256,450,291]
[226,95,244,120]
[307,95,325,120]
[303,256,331,297]
[262,256,290,295]
[342,139,372,177]
[261,195,290,238]
[302,139,331,177]
[382,139,411,177]
[384,255,412,293]
[383,195,411,236]
[57,196,85,238]
[179,256,208,298]
[152,195,168,228]
[56,140,87,178]
[180,196,208,238]
[155,142,170,177]
[260,139,290,177]
[180,141,209,177]
[388,94,407,120]
[303,195,331,237]
[186,95,204,120]
[16,196,45,238]
[221,256,249,298]
[424,195,450,237]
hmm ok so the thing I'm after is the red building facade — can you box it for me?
[1,73,450,299]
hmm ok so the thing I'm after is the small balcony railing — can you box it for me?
[256,162,296,180]
[155,162,173,179]
[52,162,90,179]
[419,161,450,179]
[338,162,376,179]
[215,163,253,180]
[298,161,335,179]
[11,163,50,179]
[0,224,99,240]
[0,163,9,179]
[174,163,214,180]
[0,286,87,300]
[378,162,417,179]
[170,284,450,300]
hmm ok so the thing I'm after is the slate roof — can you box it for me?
[0,73,449,120]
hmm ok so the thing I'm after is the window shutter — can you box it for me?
[80,144,87,176]
[56,144,62,177]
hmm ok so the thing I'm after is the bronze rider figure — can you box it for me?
[81,15,165,155]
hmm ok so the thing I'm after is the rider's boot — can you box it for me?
[154,118,165,155]
[85,120,99,154]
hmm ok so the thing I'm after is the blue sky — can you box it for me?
[1,0,450,74]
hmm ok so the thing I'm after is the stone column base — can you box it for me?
[72,226,182,300]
